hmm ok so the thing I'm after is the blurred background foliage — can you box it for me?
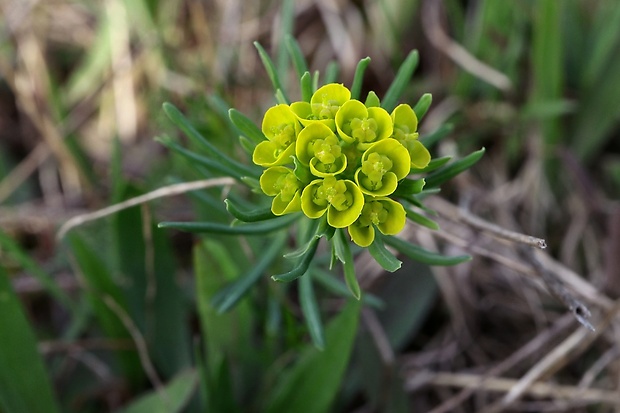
[1,0,619,412]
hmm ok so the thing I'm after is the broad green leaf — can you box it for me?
[0,266,61,413]
[119,369,198,413]
[159,213,299,234]
[368,234,402,272]
[264,300,361,413]
[299,273,325,349]
[424,148,485,188]
[228,108,265,144]
[384,235,471,266]
[382,50,419,113]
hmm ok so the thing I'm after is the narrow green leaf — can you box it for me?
[238,135,255,155]
[311,268,383,309]
[212,233,287,313]
[368,234,402,272]
[393,178,425,196]
[284,235,321,260]
[157,136,251,179]
[285,35,309,78]
[161,103,259,177]
[299,273,325,349]
[334,229,360,299]
[263,300,361,413]
[254,41,289,103]
[276,0,295,84]
[410,156,451,174]
[424,148,485,188]
[404,207,440,230]
[419,123,454,148]
[0,266,62,413]
[159,213,299,235]
[365,91,381,107]
[228,108,265,144]
[272,236,320,282]
[300,71,313,102]
[350,57,371,100]
[119,369,198,413]
[382,50,419,113]
[224,199,275,222]
[412,93,432,120]
[384,235,471,266]
[324,61,340,84]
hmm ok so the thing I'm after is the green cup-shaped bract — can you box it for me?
[296,123,347,177]
[259,166,303,215]
[335,100,393,149]
[301,177,364,228]
[253,104,301,167]
[348,197,406,247]
[355,138,410,196]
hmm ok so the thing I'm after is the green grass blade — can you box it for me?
[382,50,419,113]
[324,61,340,84]
[119,369,198,413]
[409,156,452,174]
[0,266,61,413]
[350,57,371,100]
[0,230,76,314]
[405,207,440,230]
[159,213,299,234]
[424,148,485,188]
[384,235,471,266]
[263,299,361,413]
[255,41,289,103]
[368,234,402,272]
[299,273,325,349]
[300,71,313,102]
[228,109,265,144]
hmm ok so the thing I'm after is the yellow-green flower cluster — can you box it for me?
[254,84,431,247]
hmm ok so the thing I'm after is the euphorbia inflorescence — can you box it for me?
[255,83,431,247]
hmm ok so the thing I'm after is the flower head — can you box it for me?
[291,83,351,130]
[355,138,410,196]
[301,176,364,228]
[348,197,406,247]
[296,123,347,177]
[253,104,301,167]
[335,100,392,149]
[391,104,431,169]
[259,166,303,215]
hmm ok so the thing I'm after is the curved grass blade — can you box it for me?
[384,235,471,266]
[228,108,265,145]
[413,92,432,120]
[224,199,275,222]
[159,213,299,234]
[212,233,287,313]
[382,50,419,113]
[299,272,325,349]
[272,236,320,282]
[350,57,371,100]
[368,234,402,272]
[424,148,485,189]
[254,41,289,103]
